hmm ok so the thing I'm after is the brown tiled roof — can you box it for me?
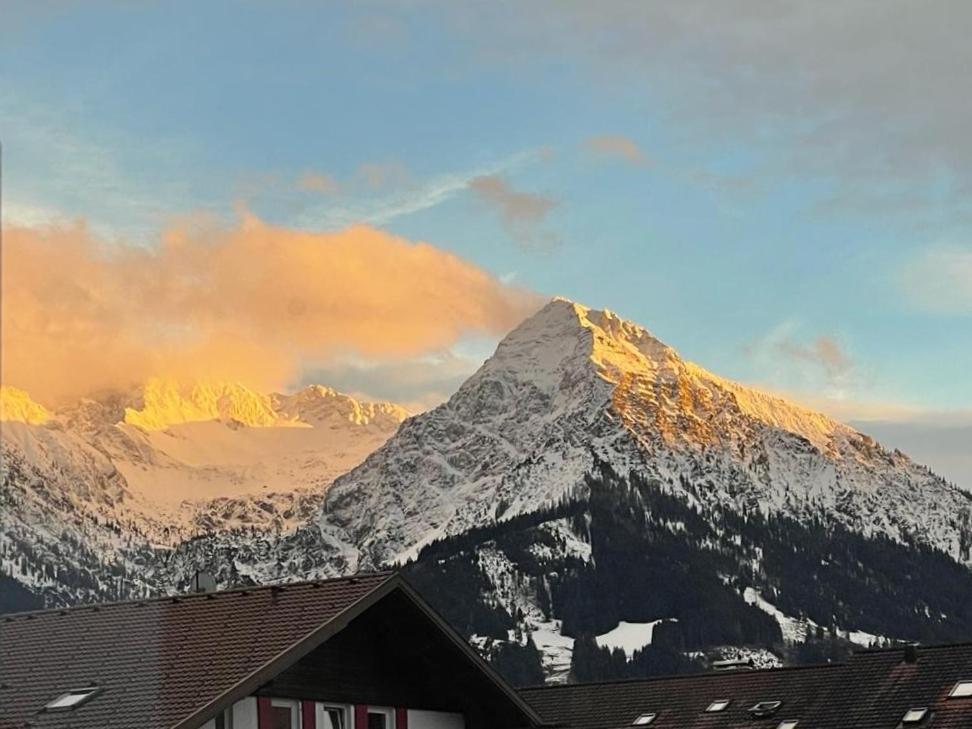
[520,644,972,729]
[0,573,395,729]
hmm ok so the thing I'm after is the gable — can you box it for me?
[256,588,538,729]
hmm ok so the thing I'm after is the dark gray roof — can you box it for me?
[520,644,972,729]
[0,574,396,729]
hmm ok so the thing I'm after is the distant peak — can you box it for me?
[123,378,281,430]
[0,386,51,424]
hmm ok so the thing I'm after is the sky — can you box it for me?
[1,1,970,485]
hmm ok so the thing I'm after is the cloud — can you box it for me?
[777,335,854,382]
[468,175,558,248]
[295,148,546,230]
[439,2,972,220]
[900,246,972,314]
[295,171,340,195]
[302,349,484,414]
[585,135,648,166]
[356,161,410,190]
[0,215,541,406]
[745,322,856,396]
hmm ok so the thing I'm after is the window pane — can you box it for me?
[272,706,294,729]
[368,712,387,729]
[323,708,345,729]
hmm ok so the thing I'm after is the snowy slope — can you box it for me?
[317,297,972,571]
[0,382,407,603]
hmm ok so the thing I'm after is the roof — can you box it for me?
[0,573,396,729]
[520,644,972,729]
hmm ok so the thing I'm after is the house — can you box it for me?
[0,572,543,729]
[520,642,972,729]
[5,571,972,729]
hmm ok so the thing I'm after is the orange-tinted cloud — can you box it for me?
[468,175,558,248]
[584,135,648,166]
[295,171,340,194]
[1,214,540,406]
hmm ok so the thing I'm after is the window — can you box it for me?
[631,714,656,726]
[318,704,350,729]
[368,707,394,729]
[271,699,300,729]
[705,700,730,713]
[44,687,101,711]
[777,722,799,729]
[949,681,972,698]
[749,701,782,718]
[902,708,928,724]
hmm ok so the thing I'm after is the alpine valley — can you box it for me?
[3,298,972,685]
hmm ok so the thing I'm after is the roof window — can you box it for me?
[777,722,799,729]
[949,681,972,698]
[749,701,782,718]
[705,699,731,712]
[632,713,657,725]
[902,708,928,724]
[44,687,101,711]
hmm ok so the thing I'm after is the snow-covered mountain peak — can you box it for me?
[272,385,409,428]
[122,378,284,430]
[317,297,971,571]
[0,386,51,424]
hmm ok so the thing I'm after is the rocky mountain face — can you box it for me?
[317,298,972,572]
[3,298,971,684]
[0,381,407,609]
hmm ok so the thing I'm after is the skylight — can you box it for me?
[631,713,657,726]
[705,699,730,712]
[902,708,928,724]
[44,687,101,712]
[949,680,972,698]
[777,722,799,729]
[749,701,782,718]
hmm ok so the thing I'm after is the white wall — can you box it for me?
[406,710,464,729]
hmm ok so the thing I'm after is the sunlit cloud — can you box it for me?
[468,175,558,249]
[584,135,649,166]
[744,322,856,398]
[1,214,541,406]
[294,148,546,230]
[295,171,340,195]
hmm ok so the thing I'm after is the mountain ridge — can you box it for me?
[314,297,971,574]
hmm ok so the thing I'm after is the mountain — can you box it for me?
[166,298,972,683]
[317,298,972,571]
[0,380,407,605]
[4,298,972,684]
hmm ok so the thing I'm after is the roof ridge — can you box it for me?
[0,571,396,621]
[518,661,845,691]
[851,639,972,655]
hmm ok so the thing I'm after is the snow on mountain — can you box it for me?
[0,381,407,603]
[317,297,972,571]
[0,386,51,425]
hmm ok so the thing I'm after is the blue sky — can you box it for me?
[2,2,970,482]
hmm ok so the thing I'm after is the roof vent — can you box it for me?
[903,644,919,663]
[191,571,217,594]
[749,701,782,719]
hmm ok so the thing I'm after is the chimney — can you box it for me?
[903,644,919,664]
[191,570,217,594]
